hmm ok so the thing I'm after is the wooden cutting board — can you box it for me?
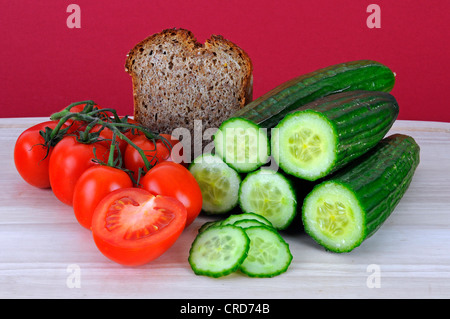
[1,118,449,299]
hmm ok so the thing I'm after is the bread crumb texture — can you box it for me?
[125,28,253,149]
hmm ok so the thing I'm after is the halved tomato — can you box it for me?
[91,188,187,266]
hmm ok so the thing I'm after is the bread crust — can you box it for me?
[125,28,253,157]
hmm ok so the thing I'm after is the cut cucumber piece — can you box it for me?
[271,91,399,181]
[189,153,241,214]
[302,134,420,253]
[239,226,293,278]
[272,110,335,181]
[197,220,222,234]
[188,225,250,278]
[221,212,274,228]
[239,168,297,230]
[234,219,270,229]
[302,182,365,252]
[213,117,270,173]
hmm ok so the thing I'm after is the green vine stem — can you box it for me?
[46,100,172,174]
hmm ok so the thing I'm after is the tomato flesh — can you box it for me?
[91,188,187,266]
[105,196,175,239]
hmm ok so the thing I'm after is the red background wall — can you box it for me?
[1,1,449,122]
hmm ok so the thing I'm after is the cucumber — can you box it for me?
[221,212,274,228]
[189,223,292,278]
[239,168,297,230]
[271,90,399,181]
[188,225,250,278]
[302,134,420,253]
[232,60,395,129]
[189,153,241,214]
[234,219,269,229]
[213,117,270,173]
[239,226,293,278]
[197,220,222,234]
[196,212,273,235]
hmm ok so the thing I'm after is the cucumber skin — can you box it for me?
[274,90,399,180]
[232,60,396,129]
[302,134,420,252]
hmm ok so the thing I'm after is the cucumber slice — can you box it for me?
[302,182,365,253]
[271,110,337,181]
[221,212,274,228]
[239,168,297,230]
[234,219,269,229]
[197,220,222,234]
[189,153,241,214]
[213,117,270,173]
[239,226,293,278]
[188,225,250,278]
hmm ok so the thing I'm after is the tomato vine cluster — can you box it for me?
[14,100,203,266]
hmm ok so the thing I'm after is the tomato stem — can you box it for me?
[107,132,117,167]
[48,101,172,175]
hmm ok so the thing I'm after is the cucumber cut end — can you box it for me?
[239,226,293,278]
[272,110,337,181]
[189,153,241,214]
[214,117,270,173]
[188,225,250,278]
[302,181,365,253]
[239,169,297,230]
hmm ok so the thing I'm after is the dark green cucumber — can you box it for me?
[232,60,395,129]
[302,134,420,253]
[271,90,399,181]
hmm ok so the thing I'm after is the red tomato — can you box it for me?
[161,134,186,166]
[89,124,126,154]
[124,134,184,181]
[72,166,133,230]
[88,118,143,156]
[120,117,145,143]
[91,188,187,266]
[140,162,202,227]
[14,121,67,188]
[49,135,110,206]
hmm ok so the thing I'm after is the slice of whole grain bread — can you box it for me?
[125,28,253,159]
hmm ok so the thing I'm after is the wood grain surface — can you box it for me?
[1,118,449,299]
